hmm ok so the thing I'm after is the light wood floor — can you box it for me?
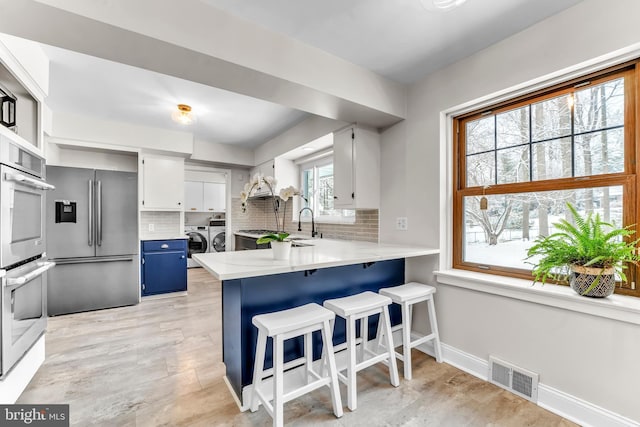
[18,268,576,426]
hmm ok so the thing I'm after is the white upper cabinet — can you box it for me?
[333,126,380,209]
[184,181,204,212]
[141,154,185,210]
[250,157,296,195]
[203,182,225,212]
[184,180,226,212]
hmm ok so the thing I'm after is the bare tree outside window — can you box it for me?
[455,68,632,293]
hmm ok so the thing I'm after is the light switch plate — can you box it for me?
[396,217,408,230]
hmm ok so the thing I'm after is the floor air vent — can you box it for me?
[489,356,538,402]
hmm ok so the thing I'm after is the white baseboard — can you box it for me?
[411,336,639,427]
[538,384,640,427]
[0,335,45,404]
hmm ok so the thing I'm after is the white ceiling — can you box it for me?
[41,44,309,149]
[36,0,583,150]
[201,0,583,83]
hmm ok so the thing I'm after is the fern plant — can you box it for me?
[526,203,640,292]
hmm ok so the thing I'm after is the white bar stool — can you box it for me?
[378,282,443,380]
[250,303,342,427]
[323,291,399,411]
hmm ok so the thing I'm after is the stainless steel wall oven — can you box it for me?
[0,133,54,377]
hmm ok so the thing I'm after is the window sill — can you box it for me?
[434,269,640,326]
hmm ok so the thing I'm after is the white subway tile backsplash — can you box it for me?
[140,211,181,239]
[230,198,378,242]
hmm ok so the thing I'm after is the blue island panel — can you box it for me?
[222,258,405,401]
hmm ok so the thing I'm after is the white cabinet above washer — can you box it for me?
[184,181,226,212]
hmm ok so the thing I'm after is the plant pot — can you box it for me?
[271,241,292,260]
[569,265,616,298]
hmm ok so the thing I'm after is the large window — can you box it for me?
[453,63,639,296]
[300,158,355,223]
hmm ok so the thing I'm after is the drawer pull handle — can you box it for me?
[161,244,169,249]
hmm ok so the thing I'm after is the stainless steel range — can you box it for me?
[0,134,55,377]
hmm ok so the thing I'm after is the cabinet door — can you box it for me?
[142,250,187,295]
[203,182,225,212]
[142,156,185,210]
[184,181,204,212]
[333,127,354,208]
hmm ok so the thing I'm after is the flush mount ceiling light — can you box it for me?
[171,104,196,125]
[420,0,468,11]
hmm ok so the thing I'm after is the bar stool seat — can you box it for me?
[250,303,343,427]
[379,282,442,380]
[323,291,399,411]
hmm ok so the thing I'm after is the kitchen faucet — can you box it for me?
[298,207,317,238]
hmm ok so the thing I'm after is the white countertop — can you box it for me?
[193,239,439,280]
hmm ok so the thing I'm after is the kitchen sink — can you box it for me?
[291,241,313,247]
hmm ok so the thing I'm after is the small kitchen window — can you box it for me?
[299,157,355,223]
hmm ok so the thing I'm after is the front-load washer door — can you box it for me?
[211,231,225,252]
[187,231,208,258]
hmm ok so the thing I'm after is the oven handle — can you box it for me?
[5,261,56,287]
[4,172,55,191]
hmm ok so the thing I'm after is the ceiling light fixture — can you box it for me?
[171,104,195,125]
[420,0,468,11]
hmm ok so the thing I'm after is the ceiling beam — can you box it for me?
[0,0,406,129]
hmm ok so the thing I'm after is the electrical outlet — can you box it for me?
[148,223,155,232]
[396,217,408,230]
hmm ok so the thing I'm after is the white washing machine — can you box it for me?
[209,219,226,252]
[185,225,209,267]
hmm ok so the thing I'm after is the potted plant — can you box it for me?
[526,203,640,298]
[257,232,292,260]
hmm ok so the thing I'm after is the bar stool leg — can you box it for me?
[346,315,358,411]
[375,313,384,352]
[427,297,443,363]
[273,335,285,427]
[401,302,413,380]
[250,330,267,412]
[381,306,400,387]
[321,319,343,418]
[358,317,367,362]
[305,332,313,383]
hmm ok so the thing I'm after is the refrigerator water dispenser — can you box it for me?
[55,200,77,223]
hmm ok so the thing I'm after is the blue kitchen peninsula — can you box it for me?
[193,239,439,408]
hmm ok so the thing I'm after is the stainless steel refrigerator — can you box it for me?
[46,166,139,316]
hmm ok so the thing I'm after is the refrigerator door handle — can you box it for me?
[88,179,93,247]
[53,256,135,265]
[97,180,102,247]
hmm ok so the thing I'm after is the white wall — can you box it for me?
[51,111,193,155]
[381,0,640,421]
[45,143,138,172]
[191,137,253,167]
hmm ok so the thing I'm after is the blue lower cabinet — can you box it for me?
[141,239,187,296]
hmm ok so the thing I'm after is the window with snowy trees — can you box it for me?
[453,63,638,296]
